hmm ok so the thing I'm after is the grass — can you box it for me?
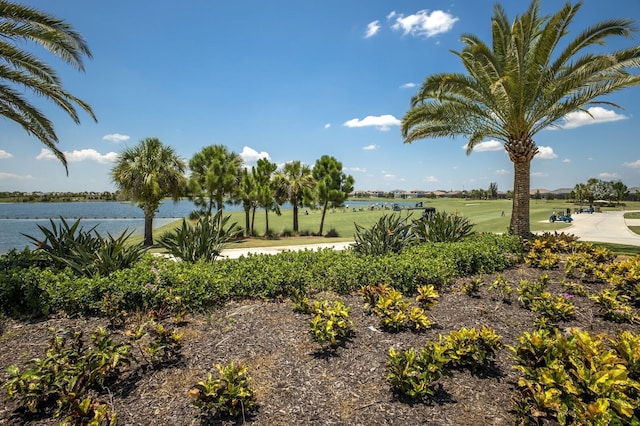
[128,198,640,250]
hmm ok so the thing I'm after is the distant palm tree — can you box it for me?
[0,1,97,172]
[111,138,186,246]
[274,161,315,233]
[401,0,640,238]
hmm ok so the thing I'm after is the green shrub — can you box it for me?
[0,233,522,318]
[352,213,415,256]
[188,362,255,419]
[3,327,131,419]
[511,328,640,425]
[411,210,474,243]
[308,299,354,348]
[159,211,242,262]
[440,326,503,370]
[386,344,449,398]
[22,217,147,276]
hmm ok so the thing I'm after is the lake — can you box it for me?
[0,200,199,253]
[0,199,416,253]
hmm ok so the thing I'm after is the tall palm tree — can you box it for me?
[274,161,315,233]
[111,138,186,246]
[0,1,97,173]
[401,0,640,239]
[254,158,279,235]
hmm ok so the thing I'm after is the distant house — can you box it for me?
[549,188,573,199]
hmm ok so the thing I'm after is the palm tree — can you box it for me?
[274,161,315,233]
[111,138,186,246]
[0,1,97,172]
[611,180,629,205]
[254,158,280,235]
[237,168,259,236]
[401,0,640,239]
[312,155,354,235]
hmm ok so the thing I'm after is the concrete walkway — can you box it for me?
[218,210,640,258]
[543,210,640,247]
[220,241,354,259]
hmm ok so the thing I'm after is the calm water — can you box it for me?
[0,199,416,253]
[0,200,199,253]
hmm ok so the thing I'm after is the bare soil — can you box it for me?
[1,263,638,426]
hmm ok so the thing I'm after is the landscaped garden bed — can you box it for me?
[1,233,639,425]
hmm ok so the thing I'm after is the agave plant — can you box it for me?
[411,210,474,243]
[159,211,242,262]
[22,217,147,276]
[352,213,415,256]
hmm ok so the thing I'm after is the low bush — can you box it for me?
[411,210,474,243]
[0,233,522,318]
[352,213,414,256]
[511,328,640,425]
[22,217,147,277]
[159,211,242,262]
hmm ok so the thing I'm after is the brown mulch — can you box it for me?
[0,263,638,426]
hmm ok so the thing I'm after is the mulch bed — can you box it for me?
[0,263,638,426]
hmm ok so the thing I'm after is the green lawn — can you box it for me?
[132,198,640,249]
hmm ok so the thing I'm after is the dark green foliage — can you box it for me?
[352,213,415,256]
[0,233,522,317]
[3,327,131,418]
[22,217,147,276]
[159,211,242,262]
[411,210,474,243]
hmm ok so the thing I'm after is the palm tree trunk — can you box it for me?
[251,206,256,235]
[244,207,251,237]
[510,160,531,239]
[144,208,154,247]
[292,201,299,233]
[319,200,328,235]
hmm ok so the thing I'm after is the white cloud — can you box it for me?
[362,144,378,151]
[400,82,416,89]
[102,133,130,143]
[343,114,400,131]
[0,149,13,159]
[36,149,57,161]
[365,20,380,38]
[0,172,33,180]
[240,146,270,164]
[324,123,331,129]
[623,160,640,168]
[562,158,571,163]
[535,146,557,160]
[348,167,367,173]
[557,107,627,129]
[36,148,118,163]
[389,9,458,38]
[464,140,503,152]
[495,169,509,175]
[531,172,548,177]
[599,172,620,179]
[423,175,437,182]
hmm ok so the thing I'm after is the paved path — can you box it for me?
[220,241,354,259]
[543,210,640,247]
[218,211,640,258]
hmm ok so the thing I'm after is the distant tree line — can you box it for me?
[111,138,354,246]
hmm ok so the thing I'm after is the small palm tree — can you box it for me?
[111,138,186,246]
[0,1,97,172]
[274,161,315,233]
[401,0,640,239]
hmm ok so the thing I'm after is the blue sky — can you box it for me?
[1,0,640,194]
